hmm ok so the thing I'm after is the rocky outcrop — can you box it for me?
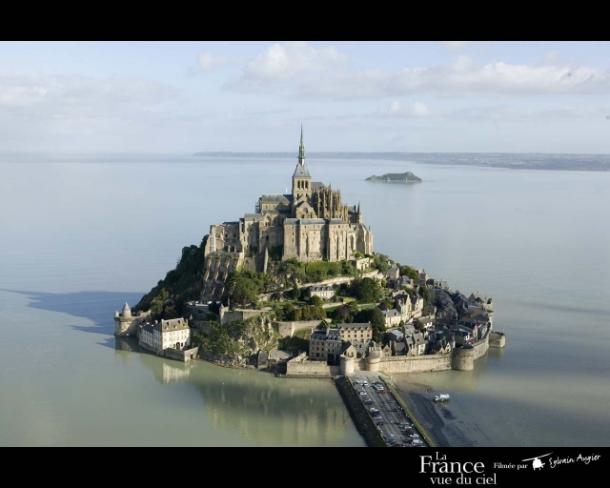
[195,314,280,368]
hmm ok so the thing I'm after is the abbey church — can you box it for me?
[201,129,374,301]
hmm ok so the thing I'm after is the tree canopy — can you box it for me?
[348,277,384,303]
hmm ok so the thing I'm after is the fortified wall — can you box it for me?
[285,352,341,378]
[286,327,506,378]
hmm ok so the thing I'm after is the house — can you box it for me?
[353,257,371,271]
[405,331,427,356]
[309,327,342,363]
[138,318,192,358]
[341,343,359,360]
[387,329,404,343]
[452,325,474,346]
[398,276,415,288]
[337,322,372,343]
[428,337,452,355]
[415,314,435,331]
[308,284,335,300]
[396,297,412,320]
[382,308,403,328]
[386,264,400,281]
[410,294,425,319]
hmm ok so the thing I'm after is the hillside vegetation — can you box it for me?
[135,235,207,319]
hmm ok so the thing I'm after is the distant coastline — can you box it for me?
[193,151,610,172]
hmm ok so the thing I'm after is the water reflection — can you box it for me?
[115,335,362,446]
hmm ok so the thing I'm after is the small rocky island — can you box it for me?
[115,130,504,377]
[366,171,422,183]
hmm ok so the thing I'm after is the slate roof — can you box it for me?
[293,163,311,178]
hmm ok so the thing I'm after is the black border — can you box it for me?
[4,3,610,40]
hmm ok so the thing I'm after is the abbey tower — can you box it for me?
[201,129,374,301]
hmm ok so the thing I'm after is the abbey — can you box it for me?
[201,128,373,300]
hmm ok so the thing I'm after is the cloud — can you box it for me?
[0,82,48,106]
[228,41,347,92]
[228,42,610,99]
[385,100,431,118]
[245,41,345,80]
[0,73,178,111]
[0,73,183,150]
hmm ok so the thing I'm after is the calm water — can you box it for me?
[1,154,609,446]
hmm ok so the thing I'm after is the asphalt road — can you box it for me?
[349,373,427,447]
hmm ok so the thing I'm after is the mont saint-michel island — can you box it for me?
[114,130,506,448]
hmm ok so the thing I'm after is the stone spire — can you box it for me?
[122,302,132,318]
[298,124,305,165]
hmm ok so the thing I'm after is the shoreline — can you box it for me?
[391,378,481,447]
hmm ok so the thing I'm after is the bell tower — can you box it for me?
[292,125,311,204]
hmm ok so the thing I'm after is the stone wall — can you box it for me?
[285,353,340,377]
[489,330,506,348]
[471,331,490,360]
[276,320,322,338]
[220,308,266,326]
[374,354,452,373]
[164,347,199,363]
[339,330,493,374]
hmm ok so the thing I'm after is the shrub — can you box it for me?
[399,264,419,281]
[135,237,207,319]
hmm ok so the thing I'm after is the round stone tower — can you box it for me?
[114,302,135,337]
[340,355,355,376]
[366,346,382,372]
[451,347,474,371]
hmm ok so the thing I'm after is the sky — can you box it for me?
[1,41,610,154]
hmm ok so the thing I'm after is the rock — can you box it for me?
[366,171,422,183]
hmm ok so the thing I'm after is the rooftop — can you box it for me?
[337,322,372,330]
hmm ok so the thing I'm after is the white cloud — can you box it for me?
[245,41,345,80]
[228,42,610,99]
[0,83,48,106]
[0,73,178,111]
[386,100,431,118]
[0,73,183,151]
[229,41,347,92]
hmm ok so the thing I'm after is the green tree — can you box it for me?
[399,264,419,281]
[226,270,267,306]
[300,305,326,320]
[135,237,207,319]
[331,304,353,323]
[309,295,323,306]
[372,253,391,273]
[348,277,383,303]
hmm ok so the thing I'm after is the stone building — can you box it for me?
[337,322,372,343]
[308,284,336,300]
[138,318,191,354]
[353,257,371,271]
[382,308,403,328]
[309,323,373,364]
[202,128,374,301]
[309,327,343,363]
